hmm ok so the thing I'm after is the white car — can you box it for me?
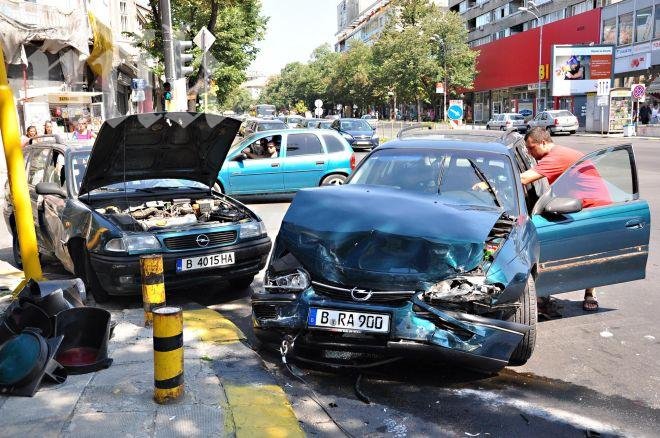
[486,113,526,132]
[361,114,379,128]
[527,110,579,135]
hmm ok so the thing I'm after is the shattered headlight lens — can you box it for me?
[105,234,161,253]
[239,221,266,239]
[425,276,502,304]
[264,269,311,293]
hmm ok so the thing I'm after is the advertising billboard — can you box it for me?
[551,45,614,96]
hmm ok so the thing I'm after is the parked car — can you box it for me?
[486,113,526,132]
[527,110,579,135]
[330,118,379,150]
[243,118,288,137]
[252,131,649,371]
[301,118,322,128]
[283,115,305,129]
[316,120,333,129]
[361,114,379,128]
[217,128,356,196]
[4,114,272,302]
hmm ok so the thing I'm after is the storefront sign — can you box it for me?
[633,42,651,54]
[551,45,614,97]
[614,53,651,74]
[47,92,102,104]
[652,40,660,51]
[616,47,633,58]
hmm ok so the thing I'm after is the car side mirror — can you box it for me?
[543,197,582,215]
[36,182,66,197]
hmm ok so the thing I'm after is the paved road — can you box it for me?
[1,133,658,436]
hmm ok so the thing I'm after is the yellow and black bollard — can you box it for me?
[139,254,166,327]
[153,306,184,404]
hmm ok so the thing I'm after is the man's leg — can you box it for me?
[583,287,598,311]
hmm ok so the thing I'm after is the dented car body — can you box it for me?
[4,113,271,301]
[252,137,650,371]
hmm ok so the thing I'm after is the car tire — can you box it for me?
[11,228,22,269]
[229,275,254,290]
[526,125,531,132]
[508,276,537,366]
[546,126,553,135]
[321,174,347,186]
[570,130,576,135]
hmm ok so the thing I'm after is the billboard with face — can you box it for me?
[551,45,614,96]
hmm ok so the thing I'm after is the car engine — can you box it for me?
[96,198,249,232]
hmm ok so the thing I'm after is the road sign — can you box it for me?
[435,82,444,94]
[314,107,323,117]
[597,95,608,107]
[194,26,216,52]
[447,105,463,120]
[631,84,645,100]
[596,79,610,96]
[314,99,323,108]
[336,103,342,110]
[131,78,147,90]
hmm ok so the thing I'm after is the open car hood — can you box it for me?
[79,112,240,195]
[277,185,503,290]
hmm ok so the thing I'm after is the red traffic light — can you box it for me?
[163,81,171,92]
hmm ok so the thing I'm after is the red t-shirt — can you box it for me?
[533,145,611,208]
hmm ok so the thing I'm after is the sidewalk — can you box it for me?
[0,264,304,437]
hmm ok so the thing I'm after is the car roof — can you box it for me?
[25,138,93,153]
[245,128,338,137]
[379,137,512,155]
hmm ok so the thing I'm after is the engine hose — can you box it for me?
[131,207,159,219]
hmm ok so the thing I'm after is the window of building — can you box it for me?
[569,0,591,17]
[602,17,616,44]
[635,8,652,43]
[121,15,128,32]
[476,12,491,27]
[459,1,468,13]
[120,1,126,13]
[470,35,491,47]
[543,10,565,25]
[618,12,633,45]
[656,5,660,40]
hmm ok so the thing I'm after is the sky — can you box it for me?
[249,0,339,77]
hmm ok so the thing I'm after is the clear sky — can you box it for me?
[249,0,339,77]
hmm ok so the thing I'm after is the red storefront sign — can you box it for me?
[472,9,602,92]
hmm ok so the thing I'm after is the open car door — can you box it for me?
[532,144,650,297]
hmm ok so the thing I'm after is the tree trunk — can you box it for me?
[417,98,422,122]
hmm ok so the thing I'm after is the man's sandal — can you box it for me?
[583,296,599,311]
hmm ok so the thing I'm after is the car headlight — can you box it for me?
[424,276,502,304]
[342,132,353,140]
[239,221,266,239]
[264,268,310,293]
[372,135,379,142]
[105,234,161,253]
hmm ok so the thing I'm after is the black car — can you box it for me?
[330,118,379,150]
[4,113,271,302]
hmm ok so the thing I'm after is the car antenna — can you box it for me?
[396,123,432,139]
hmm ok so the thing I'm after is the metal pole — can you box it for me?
[443,41,448,122]
[600,105,604,136]
[0,45,43,285]
[140,254,166,327]
[153,306,184,404]
[537,22,543,113]
[202,31,208,112]
[160,0,175,84]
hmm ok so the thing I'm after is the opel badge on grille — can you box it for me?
[196,234,210,247]
[350,287,372,301]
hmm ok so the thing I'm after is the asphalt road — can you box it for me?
[1,132,658,436]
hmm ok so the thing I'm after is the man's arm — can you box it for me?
[520,169,545,185]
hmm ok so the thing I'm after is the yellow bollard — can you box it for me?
[153,306,184,404]
[140,254,166,327]
[0,45,43,290]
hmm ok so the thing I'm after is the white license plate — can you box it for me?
[176,252,235,272]
[308,308,390,333]
[356,141,372,145]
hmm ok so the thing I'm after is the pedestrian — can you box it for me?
[21,125,37,147]
[72,118,96,140]
[651,103,659,124]
[639,104,651,125]
[44,120,53,135]
[521,127,608,311]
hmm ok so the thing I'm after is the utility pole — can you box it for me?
[202,31,208,112]
[160,0,175,110]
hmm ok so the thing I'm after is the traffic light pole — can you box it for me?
[202,32,208,112]
[160,0,175,110]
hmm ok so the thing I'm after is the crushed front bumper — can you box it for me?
[252,288,528,372]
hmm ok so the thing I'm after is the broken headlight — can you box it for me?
[105,233,161,253]
[239,220,267,239]
[424,276,502,304]
[264,269,310,293]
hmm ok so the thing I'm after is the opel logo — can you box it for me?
[350,287,373,302]
[196,234,210,247]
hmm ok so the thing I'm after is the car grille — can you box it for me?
[163,230,237,250]
[311,280,415,304]
[253,304,278,320]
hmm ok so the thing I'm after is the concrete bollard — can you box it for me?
[153,306,184,404]
[139,254,166,327]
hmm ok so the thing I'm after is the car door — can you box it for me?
[533,145,650,296]
[530,113,542,128]
[282,132,327,190]
[39,149,70,263]
[227,135,284,195]
[25,147,53,251]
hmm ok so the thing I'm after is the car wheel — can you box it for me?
[508,276,537,366]
[321,174,347,186]
[546,126,553,134]
[570,130,576,135]
[229,275,254,290]
[526,125,531,132]
[11,228,22,269]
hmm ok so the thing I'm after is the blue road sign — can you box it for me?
[447,105,463,120]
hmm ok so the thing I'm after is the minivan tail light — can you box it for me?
[350,153,356,170]
[554,118,559,126]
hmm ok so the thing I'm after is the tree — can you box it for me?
[129,0,267,108]
[223,86,254,114]
[332,41,375,115]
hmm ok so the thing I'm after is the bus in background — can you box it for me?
[255,104,276,119]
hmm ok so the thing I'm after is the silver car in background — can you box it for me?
[486,113,526,132]
[527,110,579,135]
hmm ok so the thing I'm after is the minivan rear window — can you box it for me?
[512,115,525,120]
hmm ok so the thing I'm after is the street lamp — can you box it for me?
[431,34,449,122]
[519,1,543,114]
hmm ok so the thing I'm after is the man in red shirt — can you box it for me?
[521,127,610,311]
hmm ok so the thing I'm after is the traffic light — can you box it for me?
[174,40,194,78]
[163,81,172,101]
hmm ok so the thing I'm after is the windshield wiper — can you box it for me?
[93,187,123,192]
[466,158,502,209]
[134,186,204,193]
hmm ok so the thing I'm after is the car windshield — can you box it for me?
[553,111,574,117]
[340,120,372,131]
[349,148,518,215]
[318,121,332,128]
[70,152,208,195]
[258,122,285,130]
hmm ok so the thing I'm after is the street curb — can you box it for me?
[183,308,304,437]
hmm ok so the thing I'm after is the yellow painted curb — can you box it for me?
[182,308,304,437]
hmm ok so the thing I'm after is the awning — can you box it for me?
[647,76,660,94]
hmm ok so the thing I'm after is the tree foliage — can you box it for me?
[130,0,267,107]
